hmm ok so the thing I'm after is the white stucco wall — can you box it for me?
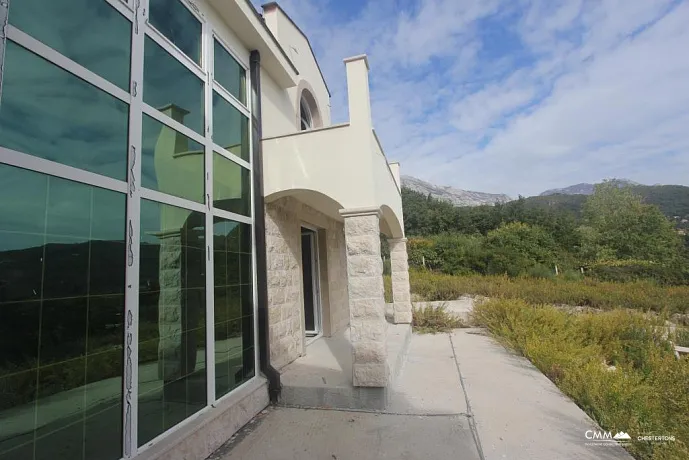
[262,4,331,131]
[261,69,297,138]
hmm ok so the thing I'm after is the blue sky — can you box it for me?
[254,0,689,197]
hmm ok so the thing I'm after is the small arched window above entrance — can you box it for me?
[298,87,321,131]
[300,97,313,130]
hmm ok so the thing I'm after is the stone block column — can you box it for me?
[388,238,413,324]
[340,208,388,387]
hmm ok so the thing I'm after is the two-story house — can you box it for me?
[0,1,413,459]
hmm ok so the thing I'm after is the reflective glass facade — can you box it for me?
[0,1,255,459]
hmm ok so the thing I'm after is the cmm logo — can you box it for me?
[585,430,631,443]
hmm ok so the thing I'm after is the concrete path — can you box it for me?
[211,329,634,460]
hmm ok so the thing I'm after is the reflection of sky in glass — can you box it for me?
[144,36,205,135]
[9,0,132,90]
[0,42,129,181]
[149,0,202,65]
[214,40,246,105]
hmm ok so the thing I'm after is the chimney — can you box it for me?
[344,55,372,130]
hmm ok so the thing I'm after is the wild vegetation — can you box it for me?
[402,181,689,284]
[473,299,689,460]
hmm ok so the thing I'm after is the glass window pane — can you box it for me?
[214,40,246,105]
[144,36,204,135]
[8,0,132,90]
[149,0,202,65]
[213,218,254,399]
[0,164,125,460]
[213,153,251,216]
[138,199,207,446]
[213,92,250,162]
[141,114,205,203]
[0,41,129,181]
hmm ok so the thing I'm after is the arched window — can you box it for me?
[300,96,313,130]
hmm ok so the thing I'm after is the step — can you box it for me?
[279,322,412,411]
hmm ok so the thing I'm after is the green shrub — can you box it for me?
[473,299,689,459]
[409,270,689,313]
[526,264,556,280]
[383,274,393,303]
[588,259,688,285]
[412,304,464,334]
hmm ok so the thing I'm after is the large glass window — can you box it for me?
[148,0,202,65]
[0,165,126,460]
[138,200,207,446]
[144,36,205,135]
[8,0,132,91]
[213,219,254,399]
[1,3,256,457]
[213,92,250,162]
[0,41,130,181]
[213,153,251,216]
[141,114,205,204]
[214,39,246,105]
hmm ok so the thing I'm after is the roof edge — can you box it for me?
[261,1,332,98]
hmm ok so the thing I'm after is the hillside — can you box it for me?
[539,179,640,196]
[401,175,511,207]
[523,184,689,227]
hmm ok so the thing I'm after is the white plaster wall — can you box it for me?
[261,69,297,138]
[263,124,404,237]
[263,5,331,127]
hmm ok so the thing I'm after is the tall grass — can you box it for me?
[473,299,689,460]
[410,270,689,314]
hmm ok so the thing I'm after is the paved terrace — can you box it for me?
[208,329,634,460]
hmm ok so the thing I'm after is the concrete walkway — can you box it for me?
[210,329,634,460]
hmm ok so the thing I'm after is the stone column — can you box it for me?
[388,238,413,324]
[340,208,388,387]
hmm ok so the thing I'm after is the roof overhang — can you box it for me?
[207,0,299,89]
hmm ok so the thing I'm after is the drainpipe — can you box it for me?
[250,49,281,403]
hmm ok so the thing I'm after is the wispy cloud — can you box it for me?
[254,0,689,196]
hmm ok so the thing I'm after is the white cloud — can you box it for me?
[256,0,689,196]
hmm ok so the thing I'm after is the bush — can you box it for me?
[473,299,689,459]
[412,304,464,334]
[409,270,689,313]
[526,264,556,280]
[588,259,688,285]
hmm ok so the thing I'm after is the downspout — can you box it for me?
[250,49,281,403]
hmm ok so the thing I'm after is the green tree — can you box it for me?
[483,222,560,276]
[581,181,681,262]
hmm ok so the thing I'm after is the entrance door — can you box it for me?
[301,227,321,337]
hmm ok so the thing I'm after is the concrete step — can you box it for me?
[279,322,412,410]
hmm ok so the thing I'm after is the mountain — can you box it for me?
[523,184,689,228]
[401,175,511,207]
[539,179,640,196]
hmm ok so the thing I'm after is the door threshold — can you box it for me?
[305,333,323,346]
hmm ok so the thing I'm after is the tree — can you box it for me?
[581,181,681,263]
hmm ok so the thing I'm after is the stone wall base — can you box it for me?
[136,377,269,460]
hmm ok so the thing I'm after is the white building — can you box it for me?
[0,1,412,459]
